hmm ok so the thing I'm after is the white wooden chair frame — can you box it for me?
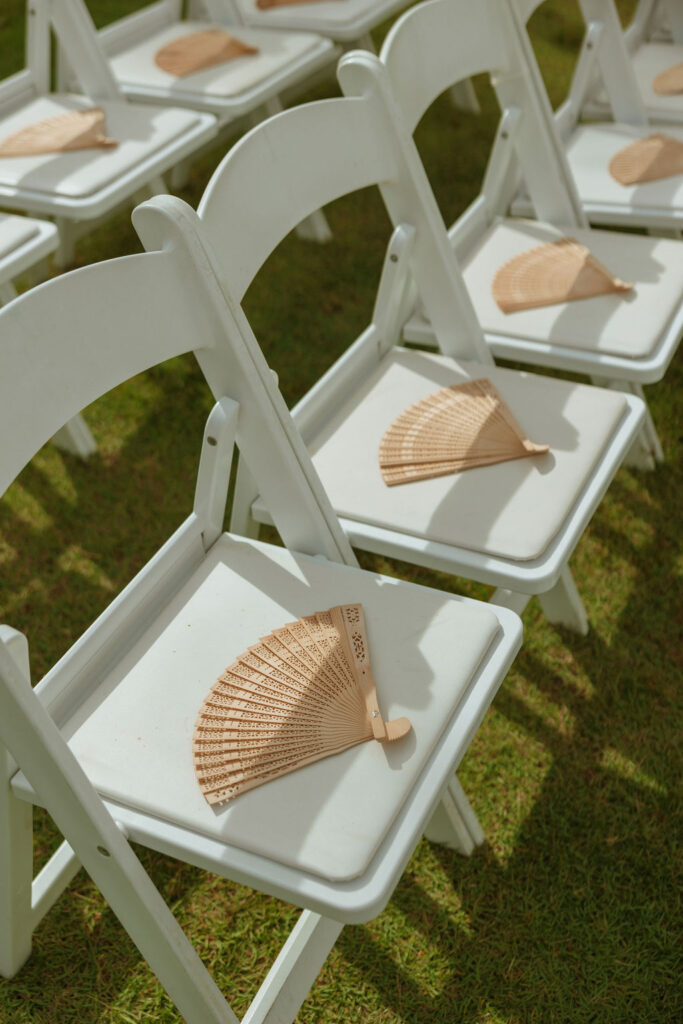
[508,0,683,233]
[0,193,523,1022]
[63,0,337,240]
[203,55,645,634]
[74,0,339,122]
[581,0,683,122]
[0,0,216,262]
[0,211,95,457]
[386,0,681,469]
[211,0,481,113]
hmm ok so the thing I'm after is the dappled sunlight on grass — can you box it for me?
[1,0,679,1022]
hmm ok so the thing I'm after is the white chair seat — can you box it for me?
[0,94,214,205]
[233,0,409,42]
[459,218,683,359]
[17,533,508,902]
[565,122,683,215]
[305,349,628,563]
[0,212,40,259]
[587,42,683,123]
[0,212,57,279]
[108,21,336,114]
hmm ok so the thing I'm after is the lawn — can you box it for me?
[0,1,681,1022]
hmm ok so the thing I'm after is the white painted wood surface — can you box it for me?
[0,194,523,1021]
[378,0,678,458]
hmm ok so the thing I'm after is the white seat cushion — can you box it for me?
[566,122,683,212]
[109,21,329,101]
[63,534,501,883]
[233,0,408,41]
[309,349,628,562]
[0,212,40,260]
[461,218,683,359]
[0,94,208,200]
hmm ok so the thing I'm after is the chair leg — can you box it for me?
[590,377,663,470]
[50,415,97,459]
[242,910,343,1024]
[0,627,34,979]
[449,78,481,114]
[423,775,485,856]
[230,456,262,539]
[54,218,77,270]
[538,565,589,635]
[293,207,333,244]
[489,588,531,616]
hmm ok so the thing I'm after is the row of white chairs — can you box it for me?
[0,0,680,1020]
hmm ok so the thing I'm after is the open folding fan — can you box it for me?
[653,63,683,96]
[0,108,117,157]
[379,378,549,486]
[193,603,411,804]
[491,237,632,314]
[155,29,258,77]
[609,133,683,185]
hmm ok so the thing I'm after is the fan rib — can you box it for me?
[0,108,117,157]
[155,29,258,77]
[609,133,683,185]
[492,237,632,314]
[193,604,411,805]
[653,63,683,96]
[379,378,549,486]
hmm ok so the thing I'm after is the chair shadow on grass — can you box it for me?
[1,358,680,1023]
[331,390,681,1023]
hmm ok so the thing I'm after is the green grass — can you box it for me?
[1,1,682,1021]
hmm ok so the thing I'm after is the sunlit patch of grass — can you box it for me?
[0,1,679,1022]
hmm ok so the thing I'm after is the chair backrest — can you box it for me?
[373,0,585,236]
[0,196,355,566]
[20,0,121,101]
[84,0,182,58]
[628,0,683,46]
[197,84,490,363]
[509,0,648,127]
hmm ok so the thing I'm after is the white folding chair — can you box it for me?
[70,0,339,124]
[381,0,681,469]
[215,0,482,112]
[582,0,683,123]
[509,0,683,234]
[200,68,645,635]
[0,211,96,458]
[644,0,680,41]
[0,194,523,1020]
[0,0,216,264]
[222,0,411,48]
[59,0,338,240]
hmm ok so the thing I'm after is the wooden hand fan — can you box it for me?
[155,29,258,77]
[193,603,411,804]
[0,108,117,158]
[492,237,632,314]
[257,0,344,9]
[653,63,683,95]
[609,133,683,185]
[379,378,549,486]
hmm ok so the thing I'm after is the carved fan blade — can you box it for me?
[155,29,258,77]
[609,133,683,185]
[0,108,117,157]
[653,63,683,96]
[379,378,548,486]
[492,237,632,314]
[193,603,410,804]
